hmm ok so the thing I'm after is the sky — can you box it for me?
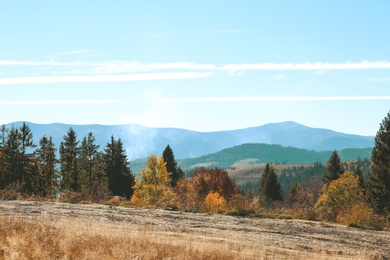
[1,1,389,136]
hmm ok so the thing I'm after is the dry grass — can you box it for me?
[0,216,239,260]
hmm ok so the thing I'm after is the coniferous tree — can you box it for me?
[59,128,81,192]
[103,136,134,198]
[18,123,37,193]
[0,125,8,188]
[323,151,344,185]
[79,132,101,192]
[162,145,184,187]
[259,164,283,205]
[35,136,57,197]
[4,126,22,186]
[367,111,390,214]
[354,165,364,190]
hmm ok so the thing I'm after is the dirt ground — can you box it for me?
[1,200,389,259]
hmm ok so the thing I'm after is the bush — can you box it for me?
[204,192,226,213]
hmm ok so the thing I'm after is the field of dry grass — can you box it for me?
[1,200,389,259]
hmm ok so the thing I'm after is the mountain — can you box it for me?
[178,143,373,170]
[5,121,374,160]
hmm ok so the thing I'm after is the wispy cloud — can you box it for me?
[222,61,390,72]
[0,60,82,66]
[159,96,390,103]
[0,72,211,84]
[0,100,126,105]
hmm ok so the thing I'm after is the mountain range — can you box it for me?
[6,121,374,160]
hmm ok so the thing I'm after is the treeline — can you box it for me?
[1,109,390,229]
[0,123,134,200]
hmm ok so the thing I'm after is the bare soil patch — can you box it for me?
[1,200,389,259]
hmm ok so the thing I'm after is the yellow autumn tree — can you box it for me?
[315,171,364,222]
[131,155,173,206]
[205,191,227,213]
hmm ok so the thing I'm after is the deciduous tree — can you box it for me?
[131,154,172,205]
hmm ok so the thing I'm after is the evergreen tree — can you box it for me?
[354,165,364,190]
[4,126,21,186]
[103,136,134,198]
[323,151,344,185]
[59,128,80,192]
[367,111,390,214]
[18,123,37,193]
[259,164,283,205]
[162,144,184,187]
[0,125,8,188]
[35,136,57,197]
[79,132,101,192]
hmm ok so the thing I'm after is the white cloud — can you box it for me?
[0,72,211,84]
[0,100,126,105]
[158,96,390,103]
[222,61,390,72]
[0,60,82,66]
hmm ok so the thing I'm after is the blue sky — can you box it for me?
[1,1,389,136]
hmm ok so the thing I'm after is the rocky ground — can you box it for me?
[1,200,389,259]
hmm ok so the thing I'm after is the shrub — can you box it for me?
[204,192,226,213]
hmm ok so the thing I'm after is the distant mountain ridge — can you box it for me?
[5,121,374,160]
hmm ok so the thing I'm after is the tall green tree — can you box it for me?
[18,123,37,193]
[0,125,8,188]
[59,128,81,192]
[259,164,283,205]
[103,136,134,198]
[4,126,22,186]
[323,151,344,185]
[162,145,184,187]
[79,132,102,192]
[35,136,57,197]
[367,111,390,214]
[354,165,364,190]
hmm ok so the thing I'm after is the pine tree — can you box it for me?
[4,126,21,186]
[79,132,101,192]
[323,151,344,185]
[59,128,80,192]
[354,165,364,190]
[103,136,134,198]
[367,111,390,214]
[18,123,37,193]
[0,125,8,188]
[162,145,184,187]
[259,164,283,205]
[36,136,57,197]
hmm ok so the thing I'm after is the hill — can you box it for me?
[178,143,373,170]
[6,121,374,160]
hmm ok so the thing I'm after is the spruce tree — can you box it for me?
[259,163,283,205]
[367,111,390,214]
[36,136,57,197]
[18,123,37,193]
[59,128,80,192]
[323,151,344,185]
[162,145,184,187]
[79,132,101,192]
[103,136,135,198]
[354,165,364,190]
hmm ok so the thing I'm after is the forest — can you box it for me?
[1,111,390,230]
